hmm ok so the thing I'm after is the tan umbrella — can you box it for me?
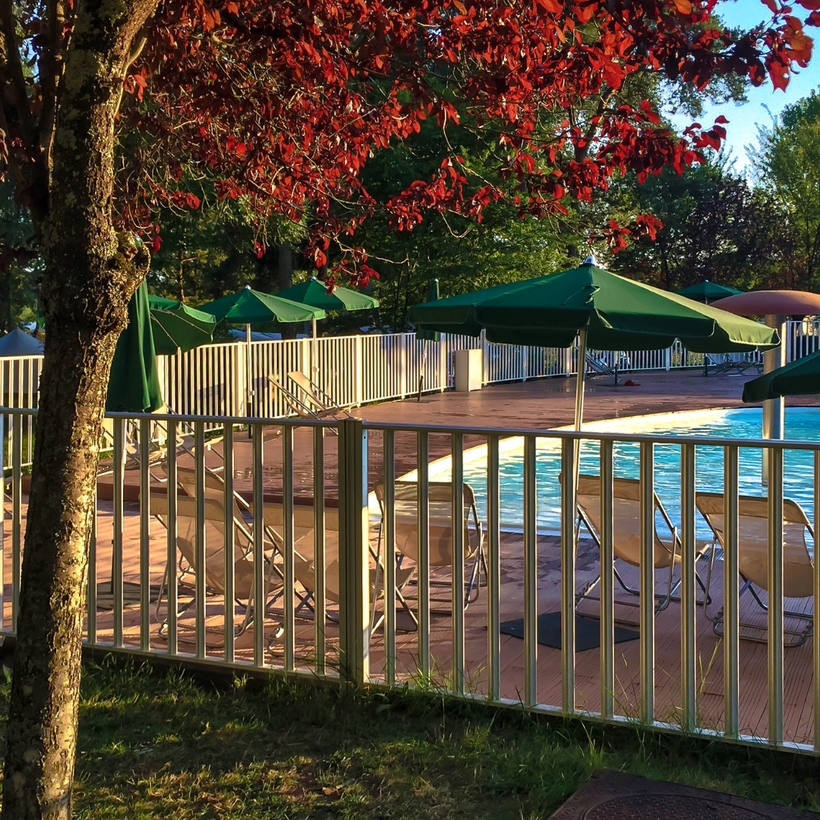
[712,290,820,442]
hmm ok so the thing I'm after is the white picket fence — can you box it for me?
[2,320,818,428]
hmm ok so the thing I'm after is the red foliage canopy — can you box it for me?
[8,0,820,280]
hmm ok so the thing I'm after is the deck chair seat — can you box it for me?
[150,493,284,640]
[269,372,357,430]
[373,480,487,610]
[262,502,416,630]
[575,474,711,620]
[696,492,814,646]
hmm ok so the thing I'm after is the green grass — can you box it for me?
[1,659,819,818]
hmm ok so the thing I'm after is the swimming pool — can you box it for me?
[428,407,820,534]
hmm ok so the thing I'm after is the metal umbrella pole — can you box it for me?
[245,322,253,420]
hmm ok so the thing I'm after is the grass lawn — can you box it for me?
[1,660,819,818]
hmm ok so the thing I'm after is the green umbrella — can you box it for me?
[674,282,744,375]
[147,295,180,311]
[675,280,743,303]
[276,277,378,374]
[408,260,778,431]
[416,279,441,343]
[199,285,326,415]
[106,282,164,413]
[742,350,820,403]
[147,297,217,356]
[416,279,440,401]
[276,276,379,312]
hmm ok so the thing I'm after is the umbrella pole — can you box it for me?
[418,343,428,401]
[762,314,787,483]
[246,322,253,425]
[574,329,587,433]
[311,316,318,379]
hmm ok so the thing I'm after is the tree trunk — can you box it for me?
[1,2,158,818]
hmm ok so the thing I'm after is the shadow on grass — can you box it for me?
[0,658,817,819]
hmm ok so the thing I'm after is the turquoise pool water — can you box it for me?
[443,408,820,533]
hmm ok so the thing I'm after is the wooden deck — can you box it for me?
[9,369,820,748]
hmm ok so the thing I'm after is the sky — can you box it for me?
[667,0,820,174]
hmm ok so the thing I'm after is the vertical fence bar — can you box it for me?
[139,418,151,650]
[723,444,740,738]
[165,421,178,656]
[112,417,125,647]
[599,440,615,719]
[0,415,5,631]
[680,443,697,732]
[382,429,396,686]
[280,425,295,671]
[451,432,465,697]
[10,415,21,628]
[768,446,784,745]
[560,438,576,714]
[639,441,655,724]
[815,450,820,751]
[222,424,236,664]
[487,433,501,700]
[194,422,207,659]
[338,418,369,686]
[523,435,538,707]
[416,430,431,679]
[313,426,327,676]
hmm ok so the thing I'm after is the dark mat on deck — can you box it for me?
[548,770,817,819]
[95,581,161,611]
[500,612,639,652]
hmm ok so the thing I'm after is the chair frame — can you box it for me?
[373,480,488,611]
[697,491,814,647]
[150,492,285,641]
[574,474,711,620]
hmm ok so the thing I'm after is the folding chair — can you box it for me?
[575,474,711,620]
[373,480,488,611]
[697,492,814,646]
[150,493,285,639]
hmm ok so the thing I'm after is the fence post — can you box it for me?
[664,347,671,371]
[354,336,364,407]
[338,418,370,687]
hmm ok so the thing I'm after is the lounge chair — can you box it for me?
[373,480,487,610]
[706,353,762,376]
[287,371,357,419]
[150,492,285,639]
[574,474,711,620]
[261,502,416,630]
[585,352,619,385]
[696,492,814,646]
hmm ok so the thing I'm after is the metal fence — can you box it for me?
[4,320,816,424]
[1,408,819,754]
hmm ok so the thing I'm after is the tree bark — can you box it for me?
[1,2,158,818]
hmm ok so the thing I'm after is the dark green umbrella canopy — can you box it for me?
[675,280,743,302]
[147,295,180,310]
[408,263,778,353]
[199,285,326,324]
[106,282,164,413]
[742,350,820,403]
[416,279,441,342]
[276,277,378,312]
[147,296,217,355]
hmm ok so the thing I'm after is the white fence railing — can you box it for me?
[0,321,814,458]
[2,408,819,754]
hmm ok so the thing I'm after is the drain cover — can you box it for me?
[549,771,815,820]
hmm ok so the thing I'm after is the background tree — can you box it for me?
[607,158,797,290]
[0,1,815,818]
[751,88,820,291]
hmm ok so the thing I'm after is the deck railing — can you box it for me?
[1,407,819,754]
[2,320,815,435]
